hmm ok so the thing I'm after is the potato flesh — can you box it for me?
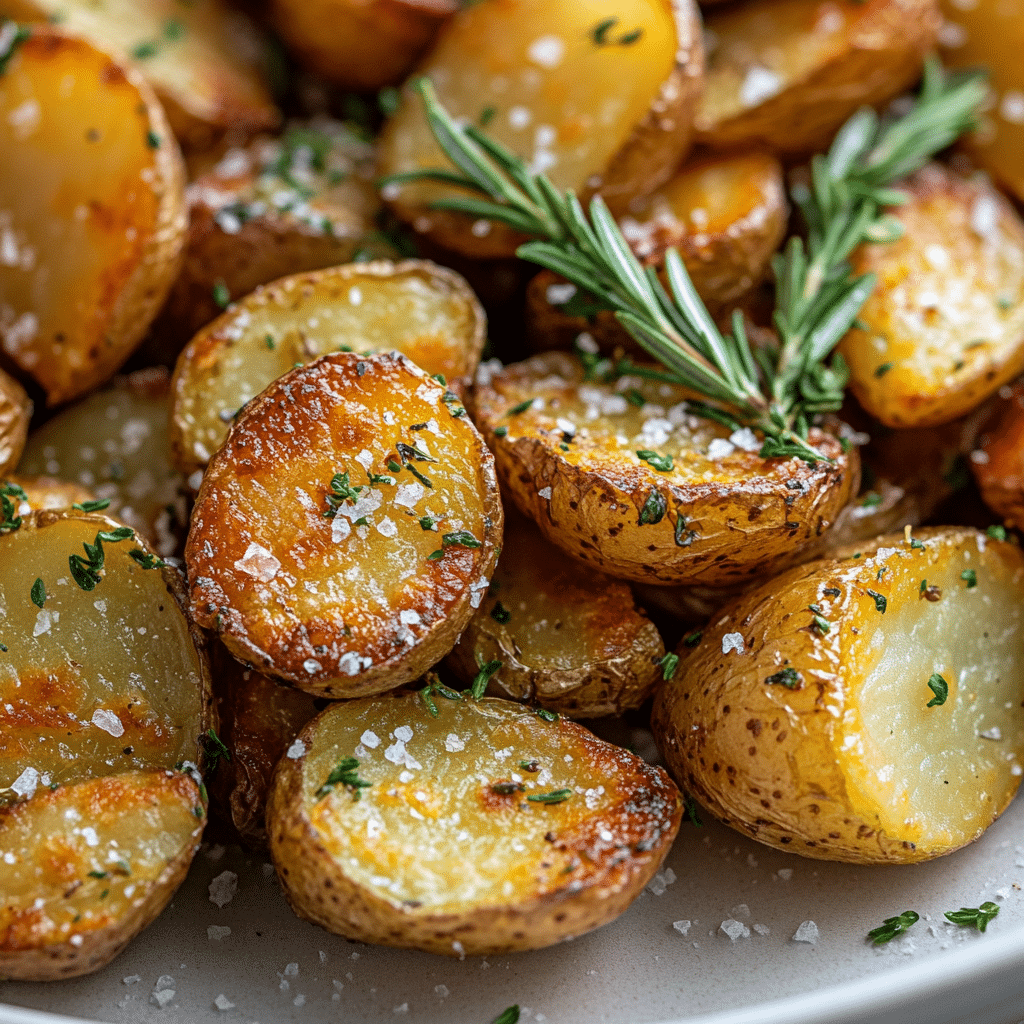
[380,0,677,205]
[0,770,202,952]
[172,263,484,472]
[840,165,1024,427]
[0,517,207,789]
[845,535,1024,845]
[299,694,674,910]
[17,371,186,556]
[0,30,181,405]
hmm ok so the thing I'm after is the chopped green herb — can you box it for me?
[926,673,948,708]
[131,40,158,59]
[367,472,396,486]
[765,667,801,689]
[493,425,508,438]
[265,334,276,350]
[201,729,231,773]
[427,549,444,561]
[961,569,977,589]
[920,578,927,593]
[997,294,1014,311]
[658,652,679,681]
[492,1007,520,1024]
[637,450,674,472]
[0,24,31,76]
[471,655,503,698]
[638,488,666,525]
[987,524,1007,541]
[508,399,534,416]
[163,18,185,40]
[442,531,481,549]
[212,279,230,308]
[624,387,646,407]
[877,567,887,581]
[866,589,887,613]
[0,641,6,653]
[591,16,643,45]
[944,902,999,932]
[324,471,362,518]
[911,538,925,550]
[396,442,436,464]
[823,586,841,597]
[419,673,462,718]
[30,577,46,608]
[72,499,111,512]
[405,463,433,489]
[684,795,703,827]
[527,789,572,804]
[387,460,403,473]
[419,516,437,531]
[674,514,696,547]
[490,781,524,795]
[682,630,702,647]
[860,491,882,509]
[808,606,830,634]
[519,760,540,772]
[315,757,372,801]
[128,549,166,570]
[377,85,400,117]
[490,601,511,624]
[1,483,24,534]
[479,105,496,127]
[534,707,559,722]
[874,362,894,377]
[146,130,161,149]
[867,910,919,945]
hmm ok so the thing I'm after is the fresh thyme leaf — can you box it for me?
[534,707,559,722]
[419,516,437,531]
[508,399,534,416]
[808,606,831,634]
[212,279,230,309]
[860,491,882,509]
[30,577,45,607]
[684,795,703,827]
[944,902,999,932]
[490,781,524,795]
[315,757,371,801]
[471,655,502,698]
[682,630,702,647]
[987,525,1007,541]
[874,362,894,377]
[493,425,508,438]
[0,491,22,534]
[961,569,977,589]
[490,601,511,624]
[765,667,801,689]
[324,472,362,517]
[396,442,437,464]
[866,589,887,613]
[658,652,679,681]
[867,910,919,945]
[128,549,166,570]
[492,1007,520,1024]
[638,488,666,525]
[68,527,134,591]
[527,788,572,804]
[0,641,7,652]
[201,729,232,773]
[926,673,948,708]
[637,449,674,472]
[405,463,433,489]
[442,531,480,549]
[72,499,111,512]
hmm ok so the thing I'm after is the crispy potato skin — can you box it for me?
[187,352,503,698]
[270,0,456,91]
[0,28,186,406]
[695,0,940,155]
[169,260,486,478]
[445,512,665,716]
[0,771,204,981]
[652,527,1024,863]
[839,164,1024,429]
[472,352,859,586]
[0,369,31,478]
[972,379,1024,527]
[379,0,703,258]
[268,693,681,955]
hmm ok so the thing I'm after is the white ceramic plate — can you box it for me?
[3,779,1024,1024]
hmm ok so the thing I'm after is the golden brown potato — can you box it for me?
[0,0,279,150]
[270,0,457,92]
[267,690,681,955]
[445,512,665,717]
[17,368,188,557]
[151,118,386,355]
[839,164,1024,429]
[0,770,206,981]
[695,0,940,155]
[940,0,1024,204]
[170,260,487,480]
[471,351,859,586]
[379,0,704,257]
[0,368,30,477]
[652,526,1024,864]
[971,379,1024,527]
[2,475,94,515]
[207,643,320,850]
[0,26,186,406]
[187,352,503,699]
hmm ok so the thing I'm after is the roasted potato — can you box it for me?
[695,0,940,155]
[379,0,704,257]
[652,526,1024,864]
[270,0,457,92]
[0,508,213,978]
[0,0,279,149]
[445,511,665,717]
[17,368,188,556]
[0,26,186,406]
[187,351,502,699]
[151,118,386,355]
[471,351,859,586]
[839,164,1024,429]
[170,260,486,480]
[267,690,681,955]
[940,0,1024,204]
[0,368,30,477]
[971,378,1024,527]
[2,475,94,514]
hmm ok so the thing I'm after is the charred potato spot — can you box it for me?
[267,692,680,955]
[186,352,502,698]
[0,27,185,406]
[170,260,486,478]
[839,164,1024,428]
[653,527,1024,863]
[446,512,664,716]
[472,351,858,585]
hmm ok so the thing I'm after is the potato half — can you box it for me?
[17,368,188,557]
[0,26,185,406]
[379,0,704,257]
[0,0,279,149]
[268,690,681,955]
[187,351,503,698]
[839,164,1024,429]
[652,526,1024,864]
[472,352,859,586]
[0,368,30,478]
[445,511,665,717]
[695,0,940,155]
[170,260,486,479]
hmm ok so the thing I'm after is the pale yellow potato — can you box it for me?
[0,0,279,149]
[445,511,665,717]
[17,368,188,557]
[170,260,486,479]
[379,0,704,257]
[471,352,859,586]
[270,0,457,92]
[0,368,30,477]
[839,164,1024,429]
[652,526,1024,863]
[0,27,186,406]
[267,690,681,955]
[186,352,503,699]
[695,0,940,155]
[0,770,205,980]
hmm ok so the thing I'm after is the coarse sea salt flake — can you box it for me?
[707,438,736,460]
[720,919,750,941]
[399,609,421,625]
[208,925,231,941]
[722,632,744,655]
[214,995,235,1011]
[208,870,238,908]
[234,542,281,582]
[527,34,565,68]
[361,729,380,748]
[793,920,819,943]
[538,486,552,500]
[11,766,38,799]
[286,739,306,759]
[672,920,691,936]
[740,66,782,107]
[33,608,58,637]
[980,726,1003,741]
[445,733,465,752]
[91,708,124,737]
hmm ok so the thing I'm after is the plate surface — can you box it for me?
[4,780,1024,1024]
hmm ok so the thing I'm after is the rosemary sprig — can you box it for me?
[382,65,985,461]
